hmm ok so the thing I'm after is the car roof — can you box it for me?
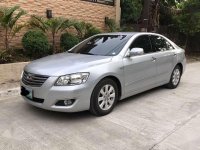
[98,32,138,36]
[98,32,163,37]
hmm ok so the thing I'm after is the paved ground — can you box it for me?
[0,62,200,150]
[0,82,19,100]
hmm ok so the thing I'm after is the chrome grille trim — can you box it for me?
[22,71,49,87]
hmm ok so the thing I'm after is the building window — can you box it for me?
[82,0,115,6]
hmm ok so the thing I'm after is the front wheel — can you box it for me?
[90,78,118,116]
[166,65,182,89]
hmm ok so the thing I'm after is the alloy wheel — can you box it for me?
[98,84,115,111]
[172,68,180,86]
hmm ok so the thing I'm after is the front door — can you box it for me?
[123,35,157,95]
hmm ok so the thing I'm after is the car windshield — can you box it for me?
[68,34,132,56]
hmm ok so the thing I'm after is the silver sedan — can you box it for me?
[21,32,186,116]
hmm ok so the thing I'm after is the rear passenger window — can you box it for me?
[130,35,153,54]
[150,36,174,52]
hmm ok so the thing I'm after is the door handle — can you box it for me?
[174,53,177,56]
[152,57,157,62]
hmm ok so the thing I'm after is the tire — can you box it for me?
[166,65,182,89]
[90,78,119,116]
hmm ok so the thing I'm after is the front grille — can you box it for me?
[22,71,49,87]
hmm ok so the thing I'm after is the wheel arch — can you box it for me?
[89,75,122,116]
[94,75,122,100]
[176,63,183,75]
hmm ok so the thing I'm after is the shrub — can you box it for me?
[28,15,73,53]
[22,30,50,58]
[105,18,119,32]
[0,50,12,64]
[60,33,79,51]
[85,26,101,39]
[120,25,135,32]
[73,21,101,40]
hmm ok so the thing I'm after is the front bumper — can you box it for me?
[20,76,94,112]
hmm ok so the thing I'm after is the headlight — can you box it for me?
[21,71,24,78]
[55,72,89,86]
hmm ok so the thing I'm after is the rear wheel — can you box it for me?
[90,78,118,116]
[166,65,181,89]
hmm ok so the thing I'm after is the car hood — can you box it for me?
[24,53,112,76]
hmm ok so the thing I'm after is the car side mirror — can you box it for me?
[126,48,144,57]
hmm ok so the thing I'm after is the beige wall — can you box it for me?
[0,0,120,49]
[0,62,28,83]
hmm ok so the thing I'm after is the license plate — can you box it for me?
[25,87,33,100]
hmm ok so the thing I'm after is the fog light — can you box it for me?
[64,99,73,106]
[55,99,75,106]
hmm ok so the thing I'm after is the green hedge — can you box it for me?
[85,26,101,39]
[22,30,50,58]
[60,33,79,51]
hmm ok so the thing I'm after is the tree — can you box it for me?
[121,0,142,24]
[147,0,184,31]
[173,0,200,50]
[0,6,26,51]
[29,15,73,53]
[159,0,186,25]
[149,0,160,31]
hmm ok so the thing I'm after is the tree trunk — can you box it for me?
[140,0,150,31]
[151,0,160,32]
[5,28,9,51]
[52,33,56,54]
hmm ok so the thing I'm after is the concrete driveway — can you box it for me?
[0,62,200,150]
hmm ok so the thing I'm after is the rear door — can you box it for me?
[123,35,157,95]
[150,35,177,83]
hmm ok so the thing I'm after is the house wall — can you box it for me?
[0,0,120,50]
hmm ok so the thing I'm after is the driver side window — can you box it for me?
[130,35,153,54]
